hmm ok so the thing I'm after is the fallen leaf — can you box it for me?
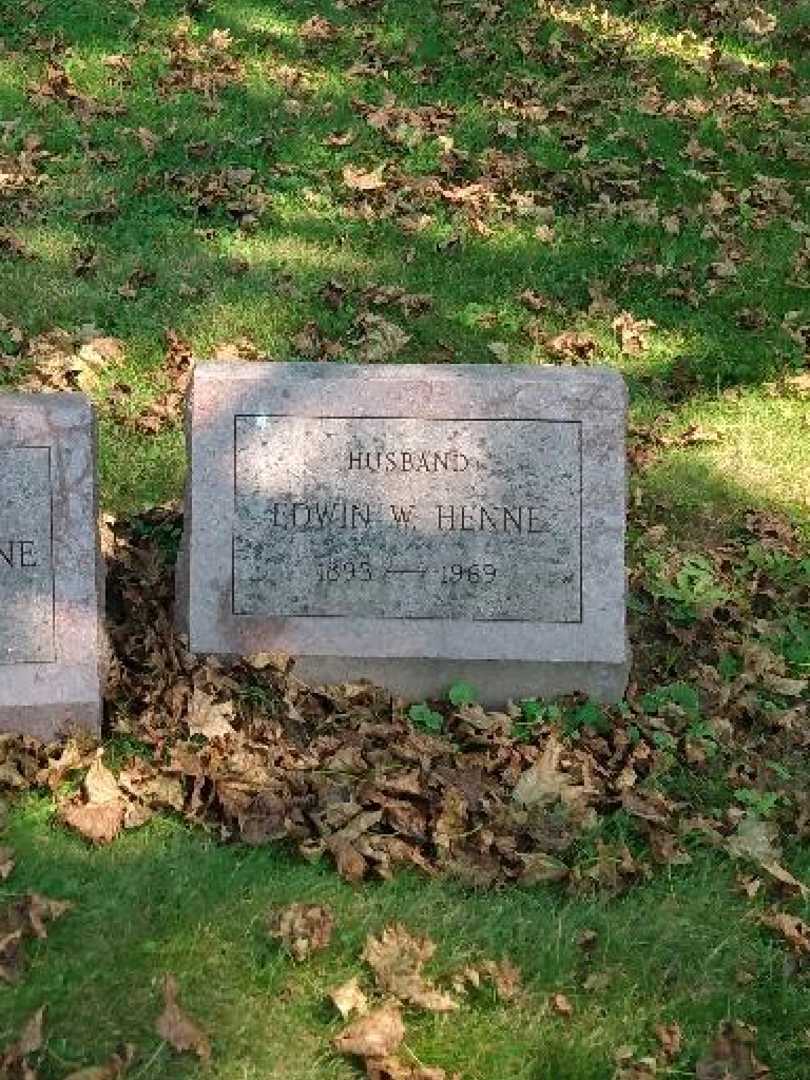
[0,844,14,880]
[330,976,369,1019]
[0,929,24,984]
[546,330,597,364]
[487,341,510,362]
[343,165,386,191]
[362,924,457,1012]
[612,311,655,355]
[61,754,127,845]
[726,815,780,863]
[759,911,810,955]
[268,903,334,961]
[333,1004,405,1059]
[695,1020,770,1079]
[655,1021,682,1060]
[188,688,235,740]
[1,1007,44,1073]
[549,991,574,1017]
[354,314,411,363]
[513,735,591,814]
[365,1057,453,1079]
[518,851,569,885]
[63,1044,135,1079]
[156,973,211,1063]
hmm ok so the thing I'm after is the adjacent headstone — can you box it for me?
[179,363,629,704]
[0,394,104,738]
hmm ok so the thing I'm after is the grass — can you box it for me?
[1,0,809,1076]
[3,796,810,1079]
[0,0,807,522]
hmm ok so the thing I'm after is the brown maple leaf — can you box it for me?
[0,892,73,982]
[333,1004,405,1060]
[549,991,574,1017]
[329,976,369,1020]
[60,754,127,845]
[353,313,411,363]
[612,311,655,355]
[1,1007,44,1074]
[187,688,235,740]
[362,924,457,1012]
[545,330,597,364]
[156,973,211,1063]
[365,1056,454,1079]
[695,1021,770,1079]
[655,1021,683,1061]
[343,165,387,191]
[62,1044,135,1079]
[268,902,334,961]
[759,911,810,955]
[299,14,340,42]
[0,844,14,881]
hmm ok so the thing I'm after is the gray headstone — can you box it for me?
[179,363,629,704]
[0,394,104,738]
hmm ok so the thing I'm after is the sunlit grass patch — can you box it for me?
[2,798,809,1079]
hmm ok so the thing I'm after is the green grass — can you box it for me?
[3,796,809,1079]
[1,1,809,1075]
[0,0,807,521]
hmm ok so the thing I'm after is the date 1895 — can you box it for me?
[317,561,497,585]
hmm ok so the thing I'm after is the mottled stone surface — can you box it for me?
[0,394,104,738]
[0,448,55,663]
[234,416,581,621]
[180,363,629,704]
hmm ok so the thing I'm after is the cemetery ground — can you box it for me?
[0,0,808,1077]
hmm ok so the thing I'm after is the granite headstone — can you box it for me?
[179,362,629,704]
[0,394,104,737]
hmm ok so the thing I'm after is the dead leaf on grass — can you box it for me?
[63,1044,135,1079]
[343,165,386,191]
[545,330,597,364]
[362,924,457,1012]
[655,1021,682,1060]
[333,1003,405,1060]
[695,1020,770,1079]
[1,1006,44,1074]
[0,844,15,880]
[354,313,411,363]
[329,975,369,1019]
[759,911,810,955]
[725,816,808,897]
[60,754,127,845]
[453,958,522,1001]
[156,973,211,1063]
[0,928,24,984]
[612,311,655,355]
[513,735,592,815]
[365,1057,455,1079]
[549,991,574,1017]
[0,890,73,982]
[268,902,334,962]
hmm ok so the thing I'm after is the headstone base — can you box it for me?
[0,698,102,742]
[292,653,630,706]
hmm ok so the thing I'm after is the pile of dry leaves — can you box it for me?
[0,506,805,915]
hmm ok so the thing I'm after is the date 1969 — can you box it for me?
[317,561,497,585]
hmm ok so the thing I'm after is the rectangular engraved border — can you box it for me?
[231,415,583,624]
[0,445,57,665]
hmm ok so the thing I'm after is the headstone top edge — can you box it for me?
[191,361,628,407]
[0,391,95,420]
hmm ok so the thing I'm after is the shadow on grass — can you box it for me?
[0,0,807,519]
[2,796,809,1079]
